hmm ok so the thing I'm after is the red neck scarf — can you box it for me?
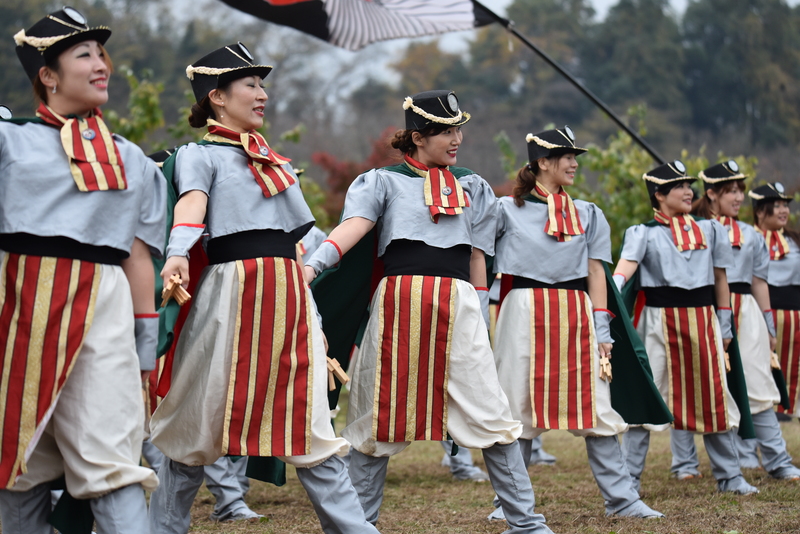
[404,154,470,223]
[756,226,790,260]
[715,216,743,248]
[36,103,127,191]
[529,183,584,242]
[204,119,294,198]
[653,211,707,251]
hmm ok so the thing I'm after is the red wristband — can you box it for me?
[474,286,489,291]
[612,273,627,281]
[171,223,205,229]
[134,313,159,319]
[594,308,616,318]
[717,307,732,311]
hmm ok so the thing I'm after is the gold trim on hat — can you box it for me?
[13,28,109,51]
[698,170,746,183]
[642,173,695,184]
[185,63,272,80]
[525,133,586,152]
[402,96,469,126]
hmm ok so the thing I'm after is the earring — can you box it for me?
[52,84,57,94]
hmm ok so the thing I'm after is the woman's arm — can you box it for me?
[752,276,777,352]
[160,190,208,288]
[303,216,376,283]
[613,259,639,290]
[122,238,158,379]
[588,259,613,359]
[714,267,733,350]
[469,248,491,328]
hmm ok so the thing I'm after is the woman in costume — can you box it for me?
[489,127,662,518]
[750,183,800,422]
[305,90,554,533]
[148,43,379,534]
[0,8,163,532]
[670,166,800,480]
[614,161,758,495]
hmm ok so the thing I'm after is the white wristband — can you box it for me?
[612,274,626,292]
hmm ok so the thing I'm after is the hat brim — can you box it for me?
[218,65,273,87]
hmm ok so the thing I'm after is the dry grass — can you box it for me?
[181,394,800,534]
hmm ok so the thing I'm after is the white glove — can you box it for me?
[612,273,626,292]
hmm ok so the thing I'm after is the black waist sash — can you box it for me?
[0,233,127,265]
[644,285,715,308]
[381,240,471,281]
[511,276,588,292]
[729,282,752,295]
[206,229,297,265]
[769,285,800,311]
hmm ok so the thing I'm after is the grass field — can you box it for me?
[182,396,800,534]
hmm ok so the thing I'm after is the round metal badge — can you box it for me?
[564,125,575,141]
[259,146,269,156]
[442,186,453,196]
[775,182,785,194]
[674,160,686,173]
[82,128,96,140]
[683,225,691,232]
[63,7,87,26]
[727,160,739,172]
[447,93,459,112]
[0,106,12,120]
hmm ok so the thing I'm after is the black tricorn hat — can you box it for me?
[403,90,470,130]
[643,160,695,197]
[526,126,586,162]
[749,182,792,209]
[15,7,111,82]
[699,160,746,191]
[186,42,273,103]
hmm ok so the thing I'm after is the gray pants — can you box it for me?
[626,426,754,493]
[150,456,378,534]
[349,442,553,533]
[0,482,148,534]
[736,410,800,477]
[439,441,488,480]
[203,457,251,517]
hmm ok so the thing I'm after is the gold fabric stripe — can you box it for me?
[301,267,313,450]
[283,263,300,453]
[371,281,389,439]
[557,289,570,428]
[528,288,537,427]
[265,260,287,455]
[406,277,423,440]
[541,289,552,427]
[441,279,454,436]
[222,262,248,454]
[239,259,263,454]
[388,278,402,442]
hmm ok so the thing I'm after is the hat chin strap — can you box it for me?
[402,96,464,126]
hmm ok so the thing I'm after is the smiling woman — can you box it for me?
[0,7,165,533]
[148,43,380,534]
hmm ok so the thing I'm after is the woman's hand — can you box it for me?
[723,338,732,351]
[304,265,317,284]
[598,342,613,359]
[769,335,777,353]
[161,255,190,289]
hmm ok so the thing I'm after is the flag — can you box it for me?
[218,0,495,51]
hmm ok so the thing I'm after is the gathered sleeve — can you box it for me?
[585,204,612,263]
[620,224,648,263]
[173,143,214,197]
[341,169,386,223]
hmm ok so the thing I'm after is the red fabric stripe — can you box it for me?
[0,255,24,486]
[244,262,271,456]
[547,290,561,427]
[291,260,311,455]
[228,260,257,454]
[695,308,713,430]
[731,293,741,331]
[70,122,100,190]
[270,258,289,455]
[565,290,579,428]
[36,259,70,420]
[531,289,546,427]
[376,277,397,442]
[777,310,800,413]
[415,277,434,440]
[429,278,452,440]
[393,276,411,441]
[665,309,685,429]
[706,307,728,430]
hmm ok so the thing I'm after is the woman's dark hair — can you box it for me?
[33,43,114,104]
[691,180,745,219]
[512,156,559,207]
[390,123,452,154]
[188,80,233,128]
[754,200,800,247]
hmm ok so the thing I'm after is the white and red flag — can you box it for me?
[218,0,494,50]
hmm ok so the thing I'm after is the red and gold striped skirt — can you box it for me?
[528,288,596,430]
[0,253,100,488]
[661,305,729,432]
[775,309,800,415]
[372,275,457,443]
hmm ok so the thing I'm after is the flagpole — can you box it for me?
[471,0,666,164]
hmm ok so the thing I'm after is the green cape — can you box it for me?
[619,219,755,438]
